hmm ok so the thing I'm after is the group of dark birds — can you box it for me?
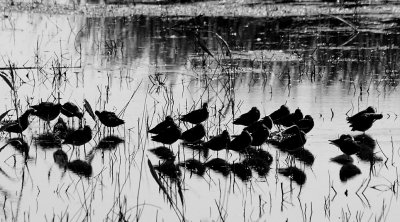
[0,101,126,177]
[0,100,384,183]
[148,103,384,185]
[329,106,383,181]
[148,103,314,184]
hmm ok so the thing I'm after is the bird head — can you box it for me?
[295,108,303,118]
[222,130,230,139]
[165,116,173,122]
[304,115,313,120]
[366,106,376,113]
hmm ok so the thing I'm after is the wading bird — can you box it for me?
[228,130,252,152]
[95,110,125,128]
[61,102,84,119]
[274,108,303,127]
[329,134,361,156]
[295,115,314,134]
[268,105,290,122]
[151,122,182,145]
[202,130,230,152]
[31,102,62,122]
[233,107,260,126]
[180,103,209,124]
[348,113,383,132]
[180,124,206,144]
[148,116,175,134]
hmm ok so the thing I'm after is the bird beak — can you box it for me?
[329,139,340,145]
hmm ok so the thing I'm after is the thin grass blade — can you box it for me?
[84,99,96,121]
[0,110,11,122]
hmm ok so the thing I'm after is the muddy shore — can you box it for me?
[1,0,400,18]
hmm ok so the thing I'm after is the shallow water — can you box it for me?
[0,11,400,221]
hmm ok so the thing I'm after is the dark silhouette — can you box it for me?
[205,158,231,176]
[151,122,181,145]
[295,115,314,134]
[228,130,252,152]
[339,164,361,182]
[148,116,175,134]
[95,110,125,127]
[63,125,92,146]
[202,130,230,151]
[180,124,206,143]
[178,158,205,176]
[31,102,62,122]
[278,166,306,185]
[275,108,303,127]
[180,103,209,124]
[149,146,176,161]
[268,105,290,122]
[61,102,84,119]
[233,107,260,126]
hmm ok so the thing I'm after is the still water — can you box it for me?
[0,11,400,221]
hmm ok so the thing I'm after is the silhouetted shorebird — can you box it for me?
[180,103,209,124]
[348,113,383,132]
[244,116,273,133]
[353,134,381,163]
[180,124,206,143]
[346,106,375,123]
[148,116,175,134]
[269,105,290,122]
[295,115,314,134]
[31,102,62,122]
[61,102,83,119]
[233,107,260,126]
[275,108,303,127]
[0,109,34,134]
[261,116,273,130]
[95,110,125,127]
[268,125,306,151]
[151,123,181,145]
[202,130,230,151]
[329,134,360,156]
[250,124,270,146]
[63,125,92,146]
[228,130,252,152]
